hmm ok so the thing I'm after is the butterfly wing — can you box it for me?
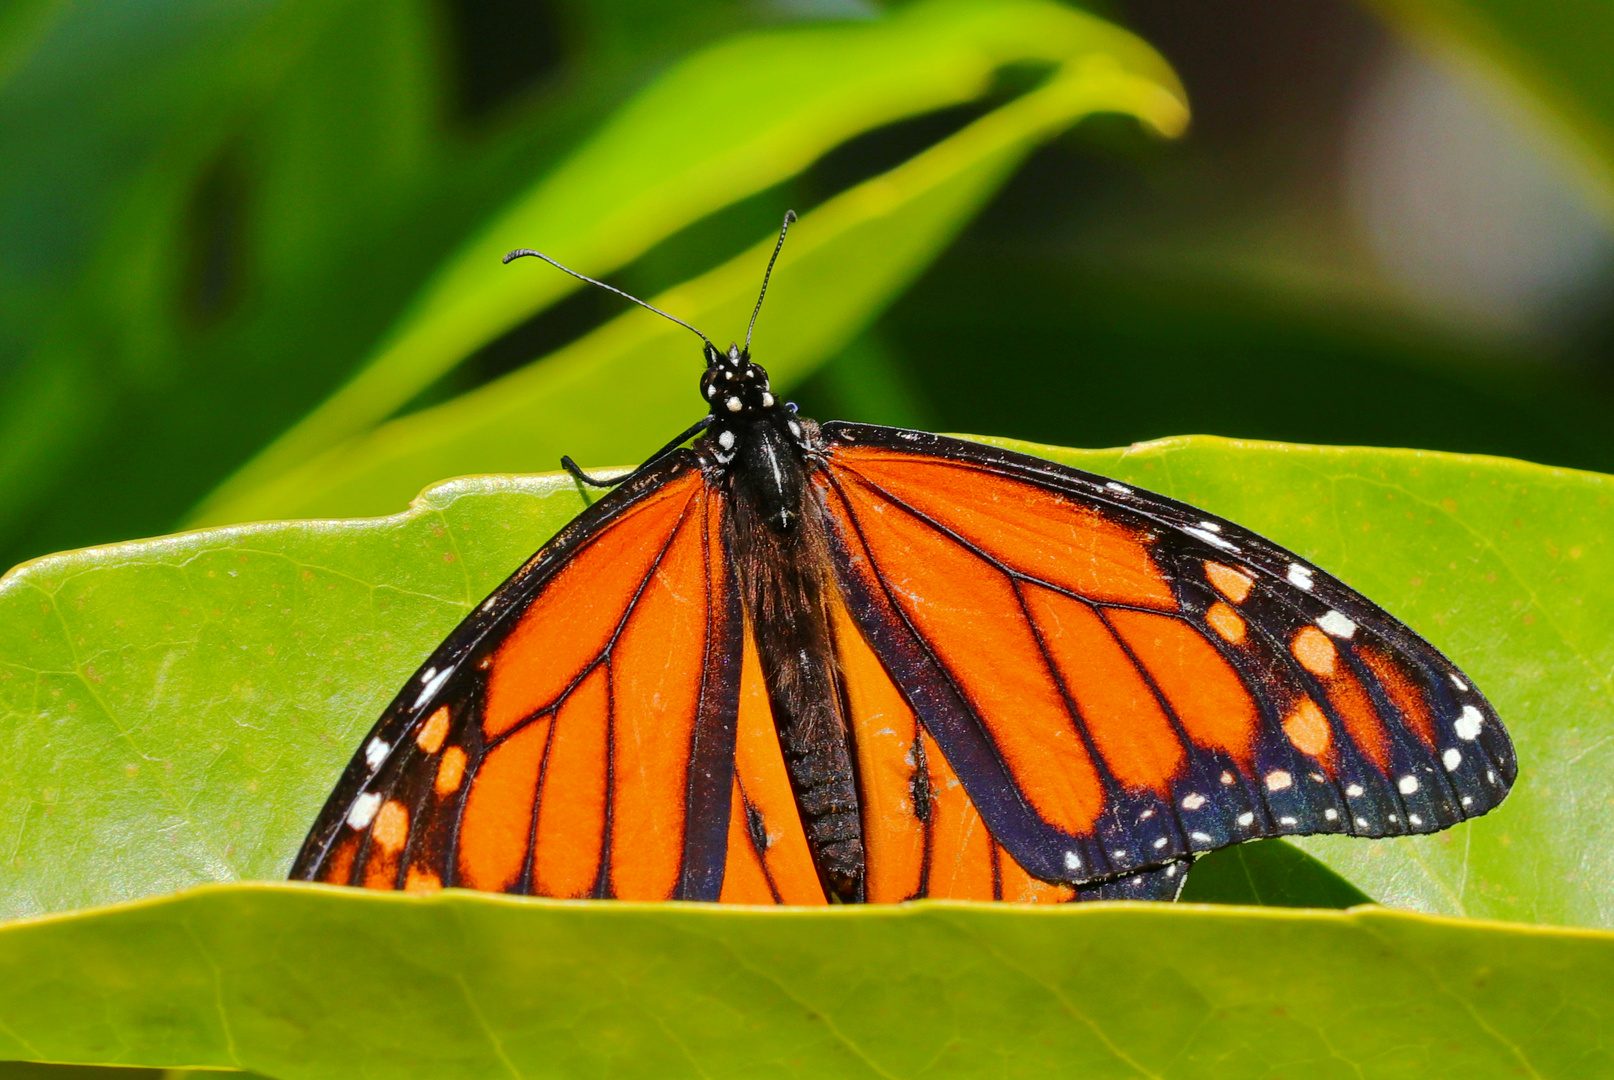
[290,455,745,901]
[814,422,1515,888]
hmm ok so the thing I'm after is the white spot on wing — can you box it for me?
[1185,526,1237,552]
[1152,837,1168,849]
[347,792,382,830]
[1442,748,1462,771]
[1278,816,1297,826]
[1455,706,1484,740]
[414,666,453,708]
[1106,482,1132,494]
[1265,770,1292,791]
[1220,771,1235,785]
[1198,521,1222,532]
[1190,832,1212,844]
[1356,816,1370,828]
[1237,811,1255,826]
[1316,610,1358,639]
[1398,775,1419,794]
[1181,792,1206,810]
[1324,808,1338,821]
[1064,851,1081,870]
[1450,673,1469,691]
[1409,814,1423,826]
[365,738,389,772]
[1346,783,1364,797]
[1461,796,1473,807]
[1287,564,1315,590]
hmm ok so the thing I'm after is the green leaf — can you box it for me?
[1,436,1605,927]
[1370,0,1614,189]
[2,885,1612,1078]
[192,0,1185,525]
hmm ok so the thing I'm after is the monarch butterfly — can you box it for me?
[291,212,1515,904]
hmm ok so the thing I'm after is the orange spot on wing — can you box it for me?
[1283,699,1332,759]
[730,626,825,905]
[323,835,359,886]
[829,449,1176,609]
[1206,602,1246,645]
[1292,626,1336,677]
[608,500,711,901]
[532,665,609,899]
[718,778,777,905]
[1023,583,1185,795]
[833,601,924,904]
[1323,666,1392,772]
[1360,646,1438,749]
[416,706,449,754]
[1106,609,1259,769]
[435,746,467,796]
[363,850,399,890]
[404,866,442,893]
[372,800,409,855]
[827,478,1105,836]
[458,716,552,892]
[483,474,702,738]
[996,844,1076,903]
[1205,562,1253,603]
[922,730,995,901]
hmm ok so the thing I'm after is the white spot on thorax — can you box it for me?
[788,420,802,439]
[1287,564,1315,590]
[1442,748,1462,771]
[1181,792,1206,810]
[1455,706,1484,740]
[347,792,382,830]
[1398,775,1419,794]
[761,392,775,407]
[365,738,390,772]
[717,429,735,450]
[1265,770,1292,791]
[1316,610,1358,639]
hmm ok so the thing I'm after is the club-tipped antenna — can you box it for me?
[745,209,796,352]
[503,248,715,350]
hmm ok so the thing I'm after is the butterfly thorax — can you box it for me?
[699,343,816,534]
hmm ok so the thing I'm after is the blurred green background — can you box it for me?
[2,0,1612,572]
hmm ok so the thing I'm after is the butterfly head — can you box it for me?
[701,342,777,421]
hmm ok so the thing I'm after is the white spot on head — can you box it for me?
[717,429,735,450]
[1265,770,1292,792]
[1409,814,1423,826]
[1152,837,1169,849]
[1221,771,1235,785]
[1278,816,1298,826]
[761,392,775,407]
[1198,521,1222,532]
[1346,783,1364,797]
[1316,610,1358,639]
[726,396,742,413]
[1287,563,1315,590]
[365,738,390,772]
[1398,775,1419,794]
[347,792,382,830]
[1450,673,1469,691]
[1442,748,1462,771]
[1455,706,1484,740]
[1064,850,1081,871]
[413,666,453,709]
[1237,811,1255,827]
[1186,526,1237,552]
[1181,792,1206,810]
[1487,770,1498,784]
[1324,808,1338,821]
[1190,831,1212,844]
[1106,482,1132,494]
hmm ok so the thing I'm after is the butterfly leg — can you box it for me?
[561,416,712,489]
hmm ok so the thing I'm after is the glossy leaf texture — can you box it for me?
[0,436,1605,929]
[4,885,1614,1079]
[191,0,1186,525]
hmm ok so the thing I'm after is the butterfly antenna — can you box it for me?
[745,209,796,352]
[503,248,715,350]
